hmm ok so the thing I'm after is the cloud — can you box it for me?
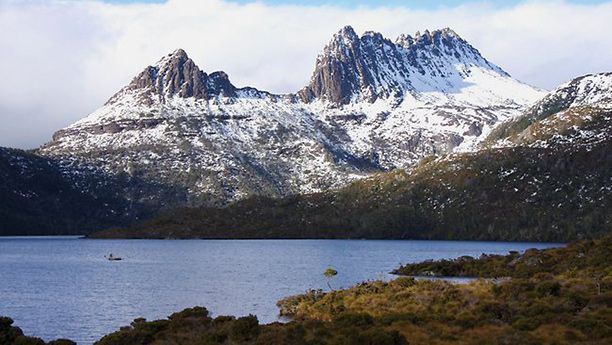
[1,0,611,148]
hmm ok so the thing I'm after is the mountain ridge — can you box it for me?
[89,72,612,241]
[485,72,612,145]
[298,26,517,105]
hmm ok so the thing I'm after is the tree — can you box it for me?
[324,267,338,290]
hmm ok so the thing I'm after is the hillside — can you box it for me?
[0,148,127,235]
[485,72,612,146]
[90,74,612,241]
[0,147,172,235]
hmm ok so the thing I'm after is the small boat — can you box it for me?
[105,253,122,261]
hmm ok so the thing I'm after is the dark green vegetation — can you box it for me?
[91,307,406,345]
[277,234,612,345]
[91,107,612,242]
[0,317,74,345]
[0,147,189,235]
[394,235,611,278]
[0,147,126,235]
[5,234,609,344]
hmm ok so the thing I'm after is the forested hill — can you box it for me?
[0,147,157,235]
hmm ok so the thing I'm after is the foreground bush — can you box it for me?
[279,235,612,345]
[0,317,74,345]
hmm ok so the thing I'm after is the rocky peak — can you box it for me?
[106,49,236,105]
[207,71,236,95]
[396,28,458,49]
[395,34,414,48]
[157,48,188,64]
[402,28,460,46]
[299,26,510,105]
[298,25,406,104]
[335,25,360,42]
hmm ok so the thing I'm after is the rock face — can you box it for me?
[37,26,544,219]
[106,49,237,106]
[298,27,509,104]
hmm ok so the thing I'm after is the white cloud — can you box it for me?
[1,0,611,148]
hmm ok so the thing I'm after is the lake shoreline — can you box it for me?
[3,234,607,345]
[0,234,565,245]
[0,237,561,344]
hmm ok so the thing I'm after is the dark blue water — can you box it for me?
[0,237,560,344]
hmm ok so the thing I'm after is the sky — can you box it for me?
[110,0,611,6]
[0,0,611,149]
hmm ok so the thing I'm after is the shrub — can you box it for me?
[230,315,260,342]
[535,281,561,297]
[169,306,209,320]
[355,329,407,345]
[393,277,416,288]
[47,340,76,345]
[213,315,235,325]
[333,313,374,328]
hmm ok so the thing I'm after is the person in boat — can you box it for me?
[106,253,120,260]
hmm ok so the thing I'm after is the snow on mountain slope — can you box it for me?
[296,26,544,164]
[299,27,539,106]
[39,26,544,208]
[485,72,612,146]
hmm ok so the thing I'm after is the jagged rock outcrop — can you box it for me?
[298,26,511,104]
[297,26,406,104]
[107,49,237,106]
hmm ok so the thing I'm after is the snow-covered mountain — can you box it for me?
[299,27,535,105]
[91,73,612,241]
[38,26,544,209]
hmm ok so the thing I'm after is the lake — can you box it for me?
[0,237,561,344]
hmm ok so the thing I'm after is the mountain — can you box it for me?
[90,73,612,241]
[298,27,522,104]
[37,26,543,215]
